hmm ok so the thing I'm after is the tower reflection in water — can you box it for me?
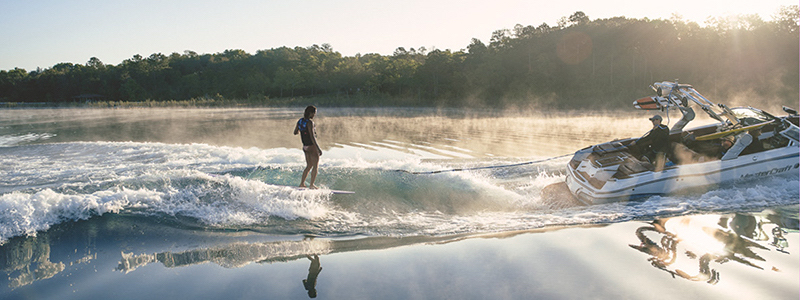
[629,210,796,284]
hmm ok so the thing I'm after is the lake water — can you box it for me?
[1,107,797,299]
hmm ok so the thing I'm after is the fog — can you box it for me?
[0,107,742,159]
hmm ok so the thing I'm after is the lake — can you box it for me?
[1,107,797,299]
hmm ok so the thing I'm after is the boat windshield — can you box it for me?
[780,126,799,142]
[730,107,772,126]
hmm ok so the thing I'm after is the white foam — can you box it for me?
[0,188,162,242]
[0,141,338,242]
[212,174,334,221]
[0,133,56,147]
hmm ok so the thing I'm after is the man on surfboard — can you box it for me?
[294,106,322,189]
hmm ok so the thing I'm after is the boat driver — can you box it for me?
[631,114,670,170]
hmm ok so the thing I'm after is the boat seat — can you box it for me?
[592,152,632,168]
[613,158,652,178]
[671,142,711,164]
[685,139,725,160]
[593,141,625,155]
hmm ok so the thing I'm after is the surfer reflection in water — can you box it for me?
[294,105,322,189]
[303,254,322,298]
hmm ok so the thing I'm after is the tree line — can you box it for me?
[1,8,797,109]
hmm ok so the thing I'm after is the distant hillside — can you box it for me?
[1,8,797,109]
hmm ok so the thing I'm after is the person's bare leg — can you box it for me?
[308,151,319,189]
[300,150,313,187]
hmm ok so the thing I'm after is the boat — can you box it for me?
[564,81,800,205]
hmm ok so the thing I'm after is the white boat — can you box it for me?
[565,81,800,205]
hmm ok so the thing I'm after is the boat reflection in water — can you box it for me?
[629,210,797,284]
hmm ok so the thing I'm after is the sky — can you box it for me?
[0,0,796,71]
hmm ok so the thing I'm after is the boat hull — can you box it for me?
[565,146,799,205]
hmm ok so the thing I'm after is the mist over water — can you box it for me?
[0,107,797,244]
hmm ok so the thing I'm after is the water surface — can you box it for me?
[0,107,797,299]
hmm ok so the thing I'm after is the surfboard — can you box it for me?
[278,185,355,194]
[207,174,354,194]
[694,121,773,141]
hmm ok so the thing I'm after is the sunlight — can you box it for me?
[666,216,727,254]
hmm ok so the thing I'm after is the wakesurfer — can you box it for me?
[294,105,322,189]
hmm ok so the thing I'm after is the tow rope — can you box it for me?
[394,153,573,175]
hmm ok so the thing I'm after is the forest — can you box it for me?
[1,8,798,109]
